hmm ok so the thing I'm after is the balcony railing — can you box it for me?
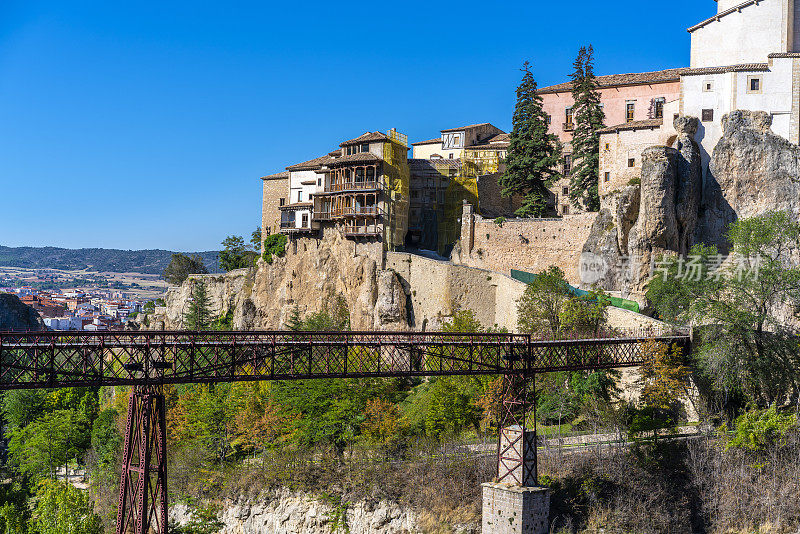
[280,222,314,233]
[333,206,381,218]
[562,122,574,132]
[343,224,381,236]
[329,181,380,192]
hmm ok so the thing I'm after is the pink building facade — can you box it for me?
[537,69,685,214]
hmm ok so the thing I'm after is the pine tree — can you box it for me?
[184,279,212,330]
[568,45,605,212]
[500,61,562,217]
[285,305,303,331]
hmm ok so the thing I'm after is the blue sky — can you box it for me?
[0,0,715,251]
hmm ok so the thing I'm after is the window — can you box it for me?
[279,198,286,206]
[604,172,611,182]
[563,154,572,176]
[653,98,665,119]
[317,178,322,186]
[361,143,369,153]
[297,191,302,202]
[546,114,552,125]
[604,143,610,151]
[565,107,574,127]
[748,76,762,94]
[301,213,309,228]
[562,205,570,215]
[449,153,454,159]
[562,186,569,195]
[702,109,714,122]
[628,158,635,168]
[626,102,635,123]
[703,80,714,92]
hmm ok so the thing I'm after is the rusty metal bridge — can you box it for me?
[0,329,690,534]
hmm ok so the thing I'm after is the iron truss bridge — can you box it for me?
[0,329,691,534]
[0,330,690,389]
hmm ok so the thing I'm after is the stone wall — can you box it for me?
[452,203,595,286]
[261,175,288,240]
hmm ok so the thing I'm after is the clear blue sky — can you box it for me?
[0,0,715,252]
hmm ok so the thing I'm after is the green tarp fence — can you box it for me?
[510,269,640,313]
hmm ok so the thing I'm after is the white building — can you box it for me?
[683,0,800,169]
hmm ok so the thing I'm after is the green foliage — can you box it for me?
[517,267,572,336]
[649,212,800,406]
[90,409,121,482]
[250,226,263,251]
[499,61,562,217]
[627,177,641,186]
[177,383,238,462]
[2,389,49,431]
[184,279,212,330]
[30,480,102,534]
[0,502,27,534]
[568,45,604,212]
[162,253,209,285]
[143,300,156,314]
[725,406,797,451]
[558,289,609,336]
[8,410,91,481]
[493,217,506,227]
[218,235,257,272]
[261,234,287,265]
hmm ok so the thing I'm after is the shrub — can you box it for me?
[724,406,797,451]
[262,234,288,264]
[627,177,641,186]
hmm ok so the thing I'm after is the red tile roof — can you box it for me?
[260,171,290,180]
[328,152,382,166]
[286,155,334,171]
[440,123,494,132]
[411,138,442,145]
[598,118,664,134]
[538,68,687,94]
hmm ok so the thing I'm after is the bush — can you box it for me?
[262,234,288,264]
[627,177,641,186]
[724,406,797,451]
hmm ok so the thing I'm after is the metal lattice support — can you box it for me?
[116,385,168,534]
[496,372,538,486]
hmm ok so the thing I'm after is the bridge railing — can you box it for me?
[0,330,691,390]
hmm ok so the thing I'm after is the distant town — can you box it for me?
[0,266,167,331]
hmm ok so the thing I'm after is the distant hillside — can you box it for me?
[0,246,221,275]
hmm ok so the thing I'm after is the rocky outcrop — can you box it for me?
[0,293,45,331]
[150,228,410,331]
[169,490,425,534]
[698,110,800,252]
[582,116,704,294]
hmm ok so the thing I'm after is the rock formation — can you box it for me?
[148,228,409,331]
[0,293,45,331]
[583,116,704,294]
[698,110,800,252]
[169,490,435,534]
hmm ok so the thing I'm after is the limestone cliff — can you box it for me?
[583,111,795,297]
[0,293,45,331]
[148,228,409,331]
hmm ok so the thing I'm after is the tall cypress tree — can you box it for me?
[184,279,212,330]
[568,45,605,212]
[500,61,562,217]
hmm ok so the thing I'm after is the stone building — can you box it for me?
[538,70,684,214]
[408,123,518,253]
[260,171,289,242]
[273,129,410,252]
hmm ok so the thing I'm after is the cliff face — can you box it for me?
[151,228,409,331]
[0,293,45,331]
[583,116,704,295]
[583,110,796,297]
[169,490,434,534]
[698,110,800,252]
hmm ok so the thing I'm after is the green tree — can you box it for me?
[184,279,212,330]
[559,289,609,336]
[725,406,797,451]
[90,408,121,483]
[517,266,572,336]
[169,505,224,534]
[262,233,287,265]
[218,235,256,271]
[568,45,604,211]
[2,389,49,431]
[8,410,91,481]
[499,61,562,217]
[30,480,102,534]
[650,212,800,406]
[162,253,208,285]
[250,226,262,251]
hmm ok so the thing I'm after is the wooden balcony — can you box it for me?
[329,181,380,192]
[343,223,381,237]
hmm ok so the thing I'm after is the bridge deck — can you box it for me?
[0,330,691,389]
